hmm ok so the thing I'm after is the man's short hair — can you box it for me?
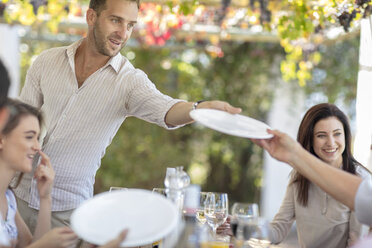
[89,0,140,15]
[0,60,10,108]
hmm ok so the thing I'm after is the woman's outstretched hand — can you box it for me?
[251,129,300,165]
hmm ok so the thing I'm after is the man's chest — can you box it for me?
[75,65,101,88]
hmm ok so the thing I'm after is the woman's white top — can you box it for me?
[1,190,18,242]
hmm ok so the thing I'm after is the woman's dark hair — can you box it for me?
[292,103,362,206]
[89,0,140,15]
[1,98,42,188]
[0,60,10,109]
[2,99,42,135]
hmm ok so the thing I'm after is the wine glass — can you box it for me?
[231,203,259,219]
[231,203,259,238]
[196,192,209,225]
[204,192,228,235]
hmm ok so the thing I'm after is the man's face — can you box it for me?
[92,0,138,57]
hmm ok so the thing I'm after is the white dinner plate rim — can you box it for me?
[190,109,273,139]
[70,189,179,247]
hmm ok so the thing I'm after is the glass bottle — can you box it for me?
[177,185,209,248]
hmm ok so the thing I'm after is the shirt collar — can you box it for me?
[66,39,82,59]
[65,38,123,74]
[108,52,123,73]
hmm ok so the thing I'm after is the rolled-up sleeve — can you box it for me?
[354,180,372,226]
[126,69,185,129]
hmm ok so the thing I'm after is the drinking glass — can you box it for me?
[231,203,259,238]
[204,192,228,235]
[163,166,190,214]
[196,192,209,225]
[242,217,270,248]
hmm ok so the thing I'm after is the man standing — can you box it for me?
[16,0,241,231]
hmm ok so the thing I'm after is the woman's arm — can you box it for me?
[348,211,363,247]
[269,182,296,244]
[33,197,51,241]
[14,211,32,248]
[32,151,54,241]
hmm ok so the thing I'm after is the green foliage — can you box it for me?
[196,42,279,202]
[166,0,198,15]
[305,37,360,106]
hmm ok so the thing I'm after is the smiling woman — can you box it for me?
[0,99,41,245]
[268,103,372,248]
[0,99,42,177]
[312,117,345,168]
[0,99,81,248]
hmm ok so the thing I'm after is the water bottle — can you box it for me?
[164,166,190,214]
[177,185,205,248]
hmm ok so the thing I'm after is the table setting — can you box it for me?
[71,173,275,247]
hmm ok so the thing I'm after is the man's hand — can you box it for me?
[165,100,241,127]
[197,100,241,114]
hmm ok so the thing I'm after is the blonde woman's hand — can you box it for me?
[28,227,78,248]
[99,230,128,248]
[34,150,55,200]
[216,216,232,236]
[88,230,128,248]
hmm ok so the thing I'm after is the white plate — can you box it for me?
[71,189,179,247]
[190,109,273,139]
